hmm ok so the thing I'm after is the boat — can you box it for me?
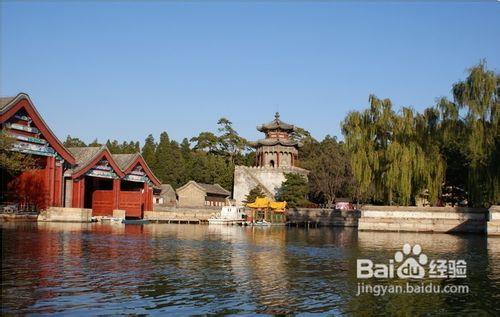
[251,219,271,226]
[122,219,150,225]
[208,206,246,225]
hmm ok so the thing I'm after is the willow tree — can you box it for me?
[342,95,445,205]
[450,62,499,207]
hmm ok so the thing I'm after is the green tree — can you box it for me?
[302,136,355,206]
[244,185,266,204]
[217,117,248,164]
[450,62,499,206]
[153,132,187,188]
[0,133,35,175]
[141,134,157,170]
[88,138,101,147]
[342,95,445,205]
[106,140,140,154]
[276,173,309,209]
[63,135,86,147]
[190,132,220,154]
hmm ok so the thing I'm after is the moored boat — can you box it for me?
[208,206,246,225]
[122,219,150,225]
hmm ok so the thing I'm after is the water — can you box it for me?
[1,223,499,315]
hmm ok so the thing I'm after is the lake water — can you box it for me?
[1,223,499,315]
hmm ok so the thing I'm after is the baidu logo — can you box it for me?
[357,243,466,279]
[395,243,428,279]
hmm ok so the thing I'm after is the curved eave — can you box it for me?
[0,93,76,164]
[250,139,301,148]
[123,154,162,187]
[71,147,125,179]
[256,124,296,133]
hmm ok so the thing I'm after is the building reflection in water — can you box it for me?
[1,223,498,315]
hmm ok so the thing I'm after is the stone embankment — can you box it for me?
[287,208,360,227]
[147,206,360,226]
[488,205,500,236]
[358,205,488,233]
[37,207,92,223]
[146,206,219,223]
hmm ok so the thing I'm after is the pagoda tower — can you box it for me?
[251,112,300,168]
[232,113,308,206]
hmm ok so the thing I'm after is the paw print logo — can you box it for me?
[395,243,428,279]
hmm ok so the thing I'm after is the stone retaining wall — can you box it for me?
[148,206,360,226]
[288,208,360,227]
[0,213,38,222]
[359,205,488,233]
[37,207,92,223]
[488,205,500,236]
[146,206,219,222]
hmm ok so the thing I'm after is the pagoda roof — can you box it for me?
[249,138,301,148]
[257,112,296,132]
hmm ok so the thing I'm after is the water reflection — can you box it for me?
[1,223,499,315]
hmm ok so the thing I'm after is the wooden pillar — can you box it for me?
[276,152,280,167]
[45,156,56,207]
[143,182,150,211]
[53,161,63,207]
[71,180,79,208]
[72,178,85,208]
[113,178,120,210]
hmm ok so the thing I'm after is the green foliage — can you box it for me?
[448,62,499,207]
[106,139,140,154]
[244,185,266,204]
[301,136,355,206]
[137,118,244,191]
[154,132,187,188]
[88,139,101,147]
[0,133,35,175]
[341,61,499,207]
[63,135,86,147]
[141,134,157,170]
[276,173,309,209]
[342,95,445,205]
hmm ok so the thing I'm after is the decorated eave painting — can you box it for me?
[2,109,63,162]
[85,159,118,179]
[123,164,152,185]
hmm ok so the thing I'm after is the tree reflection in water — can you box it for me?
[1,223,498,315]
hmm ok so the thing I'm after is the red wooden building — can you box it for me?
[66,147,160,218]
[1,93,76,210]
[1,93,160,218]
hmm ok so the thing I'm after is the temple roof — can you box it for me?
[67,146,161,185]
[177,181,231,196]
[112,153,139,171]
[67,146,104,167]
[249,138,301,148]
[1,93,76,164]
[66,146,124,177]
[257,112,296,132]
[0,97,16,110]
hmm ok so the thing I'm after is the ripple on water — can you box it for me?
[1,223,499,315]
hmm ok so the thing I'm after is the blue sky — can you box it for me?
[1,1,499,145]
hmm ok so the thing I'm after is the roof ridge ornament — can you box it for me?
[275,112,280,120]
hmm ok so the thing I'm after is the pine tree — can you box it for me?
[276,173,309,209]
[142,134,157,171]
[244,185,266,204]
[63,135,86,147]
